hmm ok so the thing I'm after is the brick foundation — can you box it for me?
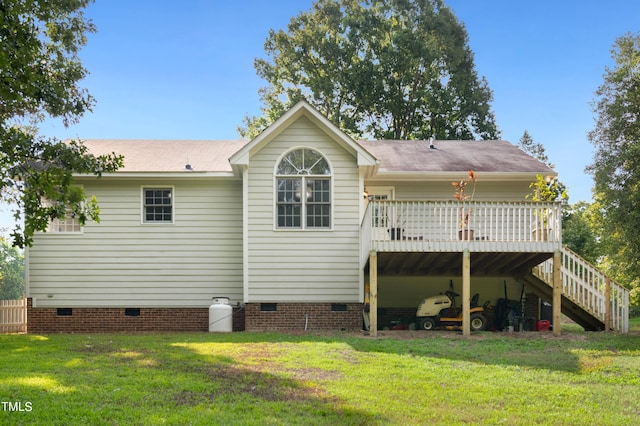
[245,302,364,331]
[27,298,245,333]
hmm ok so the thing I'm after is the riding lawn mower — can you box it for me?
[416,290,489,331]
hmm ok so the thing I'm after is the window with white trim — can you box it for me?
[142,187,173,223]
[42,199,82,233]
[276,148,331,229]
[47,215,82,233]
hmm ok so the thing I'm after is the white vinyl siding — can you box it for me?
[246,116,361,302]
[364,180,534,202]
[27,178,243,307]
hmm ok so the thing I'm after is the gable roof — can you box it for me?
[229,100,378,171]
[77,105,554,180]
[357,139,555,179]
[79,139,250,173]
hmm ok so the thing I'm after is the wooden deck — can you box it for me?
[361,200,629,334]
[361,200,562,268]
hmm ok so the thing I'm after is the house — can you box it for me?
[25,101,629,334]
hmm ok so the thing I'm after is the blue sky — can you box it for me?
[3,0,640,233]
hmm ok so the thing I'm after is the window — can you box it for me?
[47,215,81,233]
[143,187,173,223]
[367,193,390,228]
[42,199,82,233]
[275,148,331,229]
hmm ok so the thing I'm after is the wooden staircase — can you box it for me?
[517,246,629,332]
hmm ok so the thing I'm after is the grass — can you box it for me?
[1,327,639,425]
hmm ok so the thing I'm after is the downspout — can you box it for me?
[242,165,249,304]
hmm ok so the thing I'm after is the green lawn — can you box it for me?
[1,328,639,425]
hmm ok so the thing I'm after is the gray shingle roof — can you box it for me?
[80,138,554,175]
[80,139,250,173]
[356,140,555,174]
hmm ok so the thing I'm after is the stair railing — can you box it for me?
[533,246,629,332]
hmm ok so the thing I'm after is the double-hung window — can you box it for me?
[42,197,82,234]
[142,187,173,223]
[276,148,331,229]
[47,215,82,233]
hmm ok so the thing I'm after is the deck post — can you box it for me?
[553,250,562,337]
[369,250,378,337]
[605,276,611,332]
[462,249,470,336]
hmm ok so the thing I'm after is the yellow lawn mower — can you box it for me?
[416,290,488,331]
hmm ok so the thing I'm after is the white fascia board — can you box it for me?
[229,105,304,167]
[357,151,379,168]
[360,164,380,179]
[229,100,378,168]
[301,107,378,167]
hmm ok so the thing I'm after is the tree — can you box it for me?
[526,174,568,204]
[517,130,554,169]
[519,130,568,204]
[241,0,500,140]
[561,201,600,264]
[587,33,640,305]
[0,0,123,247]
[0,238,24,299]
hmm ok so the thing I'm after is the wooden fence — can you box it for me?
[0,298,27,333]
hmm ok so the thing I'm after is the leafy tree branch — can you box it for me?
[0,0,123,247]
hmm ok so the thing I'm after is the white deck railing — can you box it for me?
[359,200,629,333]
[360,202,373,268]
[534,247,630,333]
[361,200,562,253]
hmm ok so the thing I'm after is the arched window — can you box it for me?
[275,148,331,229]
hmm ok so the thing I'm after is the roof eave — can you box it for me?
[366,170,556,182]
[73,171,239,179]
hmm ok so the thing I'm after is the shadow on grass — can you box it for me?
[177,329,640,374]
[3,331,639,425]
[0,334,383,425]
[7,329,637,377]
[355,329,640,372]
[165,342,383,423]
